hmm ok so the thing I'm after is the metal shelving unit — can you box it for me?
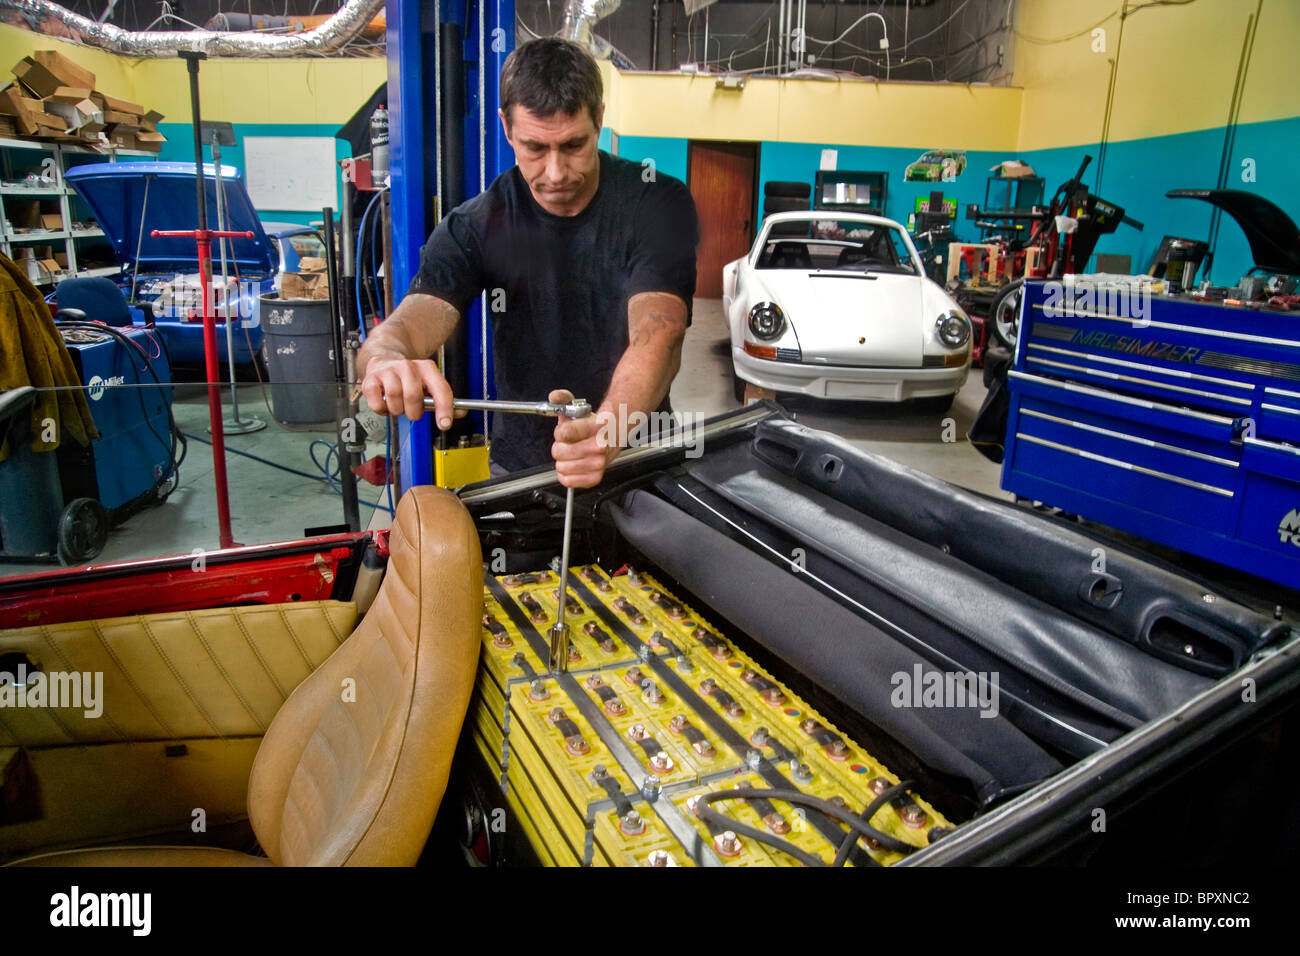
[0,136,152,286]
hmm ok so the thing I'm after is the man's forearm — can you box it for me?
[357,293,461,374]
[598,291,688,437]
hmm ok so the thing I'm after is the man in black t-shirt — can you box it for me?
[358,38,699,487]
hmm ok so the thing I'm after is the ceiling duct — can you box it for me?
[0,0,385,57]
[559,0,623,49]
[557,0,635,70]
[681,0,719,16]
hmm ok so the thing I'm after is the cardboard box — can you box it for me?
[100,109,139,127]
[990,160,1037,178]
[53,252,68,268]
[40,212,62,231]
[91,91,143,116]
[50,86,93,103]
[133,130,165,152]
[296,257,328,273]
[0,84,41,135]
[13,50,95,99]
[43,97,99,132]
[140,109,164,131]
[280,271,330,300]
[32,110,67,135]
[103,125,137,149]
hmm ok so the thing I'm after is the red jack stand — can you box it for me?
[152,51,254,550]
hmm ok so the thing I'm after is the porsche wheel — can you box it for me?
[991,279,1025,350]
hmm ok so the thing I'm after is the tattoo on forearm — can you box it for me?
[630,310,673,347]
[628,293,687,348]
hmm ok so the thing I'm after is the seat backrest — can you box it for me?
[836,247,868,268]
[768,242,812,269]
[245,486,483,866]
[55,277,133,327]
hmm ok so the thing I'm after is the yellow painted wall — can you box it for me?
[0,23,385,125]
[1015,0,1297,151]
[602,66,1023,151]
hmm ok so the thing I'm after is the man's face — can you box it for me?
[501,103,604,217]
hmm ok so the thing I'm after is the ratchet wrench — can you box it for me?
[423,395,591,673]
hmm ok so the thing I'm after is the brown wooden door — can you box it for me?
[688,141,757,297]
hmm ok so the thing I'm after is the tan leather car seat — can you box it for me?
[9,486,483,867]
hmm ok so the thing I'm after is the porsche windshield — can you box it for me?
[756,220,918,275]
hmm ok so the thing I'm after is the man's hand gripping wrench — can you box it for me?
[423,395,591,674]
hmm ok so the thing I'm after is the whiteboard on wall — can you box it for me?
[242,136,337,212]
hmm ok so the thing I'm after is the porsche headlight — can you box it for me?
[935,311,970,348]
[749,302,785,341]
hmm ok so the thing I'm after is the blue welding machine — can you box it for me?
[58,326,175,513]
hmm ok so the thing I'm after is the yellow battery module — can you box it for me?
[468,564,952,866]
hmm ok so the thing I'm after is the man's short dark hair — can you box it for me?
[500,38,603,129]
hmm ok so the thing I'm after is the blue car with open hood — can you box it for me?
[63,161,326,367]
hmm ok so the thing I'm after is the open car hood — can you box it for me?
[1167,188,1300,275]
[65,162,275,275]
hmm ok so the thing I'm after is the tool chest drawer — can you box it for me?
[1002,279,1300,589]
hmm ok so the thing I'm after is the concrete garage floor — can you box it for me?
[0,298,1007,578]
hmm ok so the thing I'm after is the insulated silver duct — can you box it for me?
[557,0,634,69]
[559,0,621,50]
[0,0,385,57]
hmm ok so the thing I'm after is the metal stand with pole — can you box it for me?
[322,208,361,532]
[151,50,252,550]
[209,127,264,435]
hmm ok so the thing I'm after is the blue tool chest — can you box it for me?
[1002,278,1300,590]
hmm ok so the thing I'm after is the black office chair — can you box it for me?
[54,277,136,327]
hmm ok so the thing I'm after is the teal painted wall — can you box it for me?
[1017,115,1300,285]
[607,117,1300,289]
[758,142,1009,230]
[153,112,1298,284]
[610,135,688,185]
[155,122,351,227]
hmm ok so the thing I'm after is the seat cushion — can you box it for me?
[246,486,482,866]
[6,845,274,867]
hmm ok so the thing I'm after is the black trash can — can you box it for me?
[259,295,337,424]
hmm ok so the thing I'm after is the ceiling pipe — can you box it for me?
[0,0,385,57]
[558,0,635,69]
[559,0,622,49]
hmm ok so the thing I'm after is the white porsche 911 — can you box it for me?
[723,211,972,412]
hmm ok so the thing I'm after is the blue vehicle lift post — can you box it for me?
[387,0,514,492]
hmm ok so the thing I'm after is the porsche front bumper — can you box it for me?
[733,347,970,401]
